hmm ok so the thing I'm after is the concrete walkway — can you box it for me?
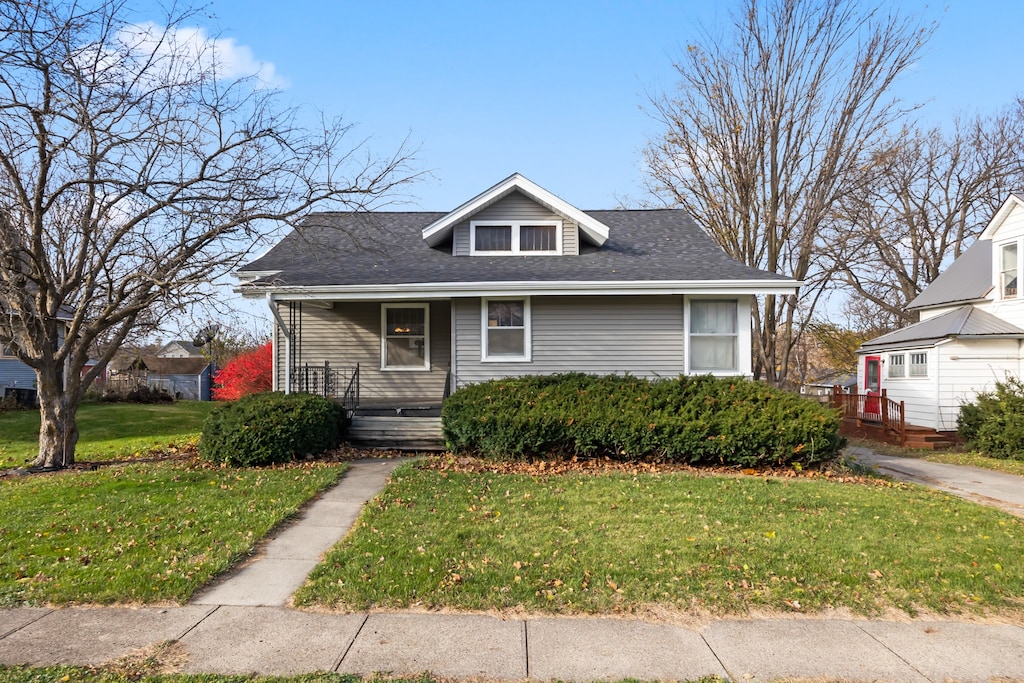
[846,445,1024,518]
[192,458,407,606]
[1,454,1024,681]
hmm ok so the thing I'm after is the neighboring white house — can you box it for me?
[236,173,800,409]
[857,193,1024,432]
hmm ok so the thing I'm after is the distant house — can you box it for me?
[105,342,213,400]
[1,309,73,402]
[857,193,1024,432]
[156,340,203,358]
[236,173,800,411]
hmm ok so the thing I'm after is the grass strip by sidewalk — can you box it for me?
[0,665,725,683]
[0,460,347,606]
[848,439,1024,477]
[296,463,1024,618]
[0,402,216,470]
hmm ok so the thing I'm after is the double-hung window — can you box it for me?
[909,352,928,377]
[381,304,429,370]
[689,300,738,372]
[1001,243,1018,299]
[888,354,905,378]
[482,298,530,361]
[471,221,560,255]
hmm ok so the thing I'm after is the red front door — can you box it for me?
[864,356,881,414]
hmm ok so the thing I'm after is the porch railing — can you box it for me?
[832,385,905,447]
[290,361,360,410]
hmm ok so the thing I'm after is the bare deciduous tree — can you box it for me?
[0,0,415,468]
[644,0,932,386]
[827,108,1024,329]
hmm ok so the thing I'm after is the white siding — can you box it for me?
[872,339,1023,431]
[876,348,941,430]
[976,203,1024,326]
[452,191,580,256]
[452,295,686,385]
[273,301,451,403]
[936,339,1022,430]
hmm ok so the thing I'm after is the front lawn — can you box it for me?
[0,402,215,470]
[0,459,347,606]
[296,463,1024,618]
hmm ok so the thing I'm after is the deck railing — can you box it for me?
[290,361,360,410]
[832,385,906,447]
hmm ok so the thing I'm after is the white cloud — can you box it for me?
[117,22,289,90]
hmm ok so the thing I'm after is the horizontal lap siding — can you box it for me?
[452,191,579,256]
[453,296,684,386]
[0,359,36,390]
[937,339,1021,430]
[275,301,450,402]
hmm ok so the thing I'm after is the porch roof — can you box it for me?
[236,209,797,296]
[858,305,1024,353]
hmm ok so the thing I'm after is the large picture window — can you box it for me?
[482,298,530,361]
[689,300,738,372]
[471,221,560,255]
[381,304,429,370]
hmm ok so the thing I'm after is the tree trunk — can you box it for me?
[32,367,78,469]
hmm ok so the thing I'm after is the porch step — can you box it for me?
[346,416,445,451]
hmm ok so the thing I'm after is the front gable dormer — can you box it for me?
[981,193,1024,302]
[421,173,610,256]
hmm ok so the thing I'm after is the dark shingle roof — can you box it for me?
[907,240,993,311]
[239,210,792,288]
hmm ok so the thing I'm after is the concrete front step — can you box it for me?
[347,416,445,451]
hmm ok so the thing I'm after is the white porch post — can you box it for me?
[266,294,292,394]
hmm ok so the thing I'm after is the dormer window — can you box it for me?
[470,220,561,255]
[1001,243,1017,298]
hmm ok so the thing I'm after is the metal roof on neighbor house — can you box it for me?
[859,305,1024,353]
[907,239,992,311]
[238,209,795,289]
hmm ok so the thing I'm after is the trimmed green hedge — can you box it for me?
[957,377,1024,460]
[200,392,344,467]
[442,373,843,467]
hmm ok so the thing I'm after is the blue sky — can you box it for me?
[178,0,1024,212]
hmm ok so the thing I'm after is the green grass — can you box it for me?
[848,439,1024,476]
[0,668,426,682]
[296,463,1024,618]
[0,459,347,606]
[0,667,722,683]
[0,402,216,469]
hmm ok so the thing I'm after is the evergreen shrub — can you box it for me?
[200,391,344,467]
[442,373,844,467]
[957,377,1024,460]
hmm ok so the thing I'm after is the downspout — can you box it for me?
[266,294,291,394]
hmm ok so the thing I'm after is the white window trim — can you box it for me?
[684,297,748,376]
[909,351,928,378]
[888,353,905,379]
[470,220,562,256]
[481,297,532,362]
[380,303,430,371]
[999,241,1018,300]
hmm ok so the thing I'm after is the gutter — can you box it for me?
[238,278,801,301]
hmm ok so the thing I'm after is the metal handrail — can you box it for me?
[342,363,360,410]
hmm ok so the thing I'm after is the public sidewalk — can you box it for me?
[1,453,1023,681]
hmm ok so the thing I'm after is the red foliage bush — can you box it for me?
[212,342,273,400]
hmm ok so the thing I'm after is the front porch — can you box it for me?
[831,386,957,450]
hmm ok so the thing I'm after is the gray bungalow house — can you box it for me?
[236,174,799,413]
